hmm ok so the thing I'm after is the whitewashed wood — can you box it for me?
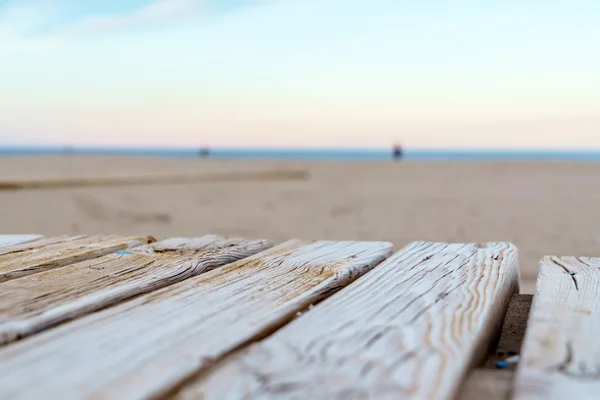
[0,235,73,256]
[513,256,600,400]
[177,241,519,400]
[0,239,392,400]
[0,235,42,248]
[0,234,153,282]
[0,235,271,346]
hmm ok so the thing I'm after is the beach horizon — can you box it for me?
[1,154,599,294]
[3,145,600,162]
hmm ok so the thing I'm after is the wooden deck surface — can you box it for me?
[0,234,593,399]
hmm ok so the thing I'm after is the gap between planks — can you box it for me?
[173,241,520,400]
[0,239,393,400]
[0,235,272,346]
[458,294,533,400]
[0,234,154,282]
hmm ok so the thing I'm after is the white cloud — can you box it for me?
[0,0,54,35]
[0,1,203,56]
[0,0,208,50]
[0,0,285,39]
[61,0,204,36]
[0,0,283,50]
[64,0,288,36]
[0,0,63,50]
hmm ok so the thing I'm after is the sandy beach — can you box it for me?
[1,155,598,293]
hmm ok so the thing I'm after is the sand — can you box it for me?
[1,155,599,294]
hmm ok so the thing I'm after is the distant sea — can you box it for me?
[2,146,600,161]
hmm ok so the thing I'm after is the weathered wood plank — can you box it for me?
[0,235,271,346]
[0,235,42,248]
[0,235,71,256]
[513,256,600,400]
[0,239,392,400]
[0,234,154,282]
[176,241,519,400]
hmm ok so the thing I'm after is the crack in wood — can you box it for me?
[545,341,600,379]
[551,258,579,291]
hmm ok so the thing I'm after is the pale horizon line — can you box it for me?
[3,144,600,152]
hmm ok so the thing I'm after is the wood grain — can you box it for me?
[0,235,42,248]
[0,234,154,282]
[0,240,392,400]
[0,235,74,256]
[176,241,519,400]
[0,235,272,346]
[513,256,600,400]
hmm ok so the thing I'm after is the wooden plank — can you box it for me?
[0,170,309,190]
[175,241,520,400]
[513,256,600,400]
[0,234,154,282]
[0,236,72,256]
[0,235,42,248]
[0,240,392,400]
[0,235,272,346]
[0,235,114,258]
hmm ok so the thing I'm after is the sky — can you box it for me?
[0,0,599,149]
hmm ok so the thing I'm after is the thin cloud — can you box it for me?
[0,0,281,48]
[62,0,286,36]
[0,0,55,35]
[62,0,205,36]
[0,0,62,50]
[0,0,205,49]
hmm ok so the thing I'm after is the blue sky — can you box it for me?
[0,0,599,148]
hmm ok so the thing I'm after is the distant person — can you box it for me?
[392,145,403,161]
[198,147,210,159]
